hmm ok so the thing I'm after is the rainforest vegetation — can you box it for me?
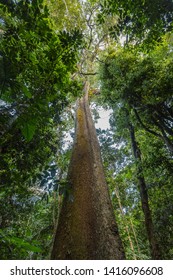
[1,0,173,260]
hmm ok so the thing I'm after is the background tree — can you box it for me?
[98,36,173,259]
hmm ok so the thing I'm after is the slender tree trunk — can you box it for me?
[51,82,125,260]
[114,186,137,259]
[128,122,161,259]
[129,217,141,255]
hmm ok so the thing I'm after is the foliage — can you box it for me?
[0,108,74,259]
[98,35,173,258]
[1,0,173,260]
[99,0,173,49]
[0,192,54,259]
[0,0,82,186]
[44,0,85,31]
[0,0,81,259]
[0,0,82,137]
[99,42,173,153]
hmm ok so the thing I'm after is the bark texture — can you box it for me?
[51,82,125,260]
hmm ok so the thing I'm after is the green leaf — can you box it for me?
[10,237,42,253]
[22,85,32,98]
[21,121,36,141]
[0,231,42,253]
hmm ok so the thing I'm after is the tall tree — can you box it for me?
[128,120,161,259]
[51,81,125,259]
[1,0,173,260]
[99,40,173,259]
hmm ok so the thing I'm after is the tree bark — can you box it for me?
[51,82,125,259]
[128,122,161,260]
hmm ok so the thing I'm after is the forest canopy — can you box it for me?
[0,0,173,260]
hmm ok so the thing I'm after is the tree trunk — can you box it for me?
[128,122,161,259]
[129,216,141,256]
[114,186,137,259]
[51,82,125,260]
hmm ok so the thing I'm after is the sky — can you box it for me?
[94,107,112,130]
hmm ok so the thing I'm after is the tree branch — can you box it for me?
[79,72,98,76]
[134,109,162,138]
